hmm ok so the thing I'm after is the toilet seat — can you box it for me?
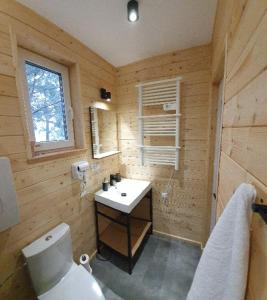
[38,264,105,300]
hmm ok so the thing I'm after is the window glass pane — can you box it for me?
[24,62,68,143]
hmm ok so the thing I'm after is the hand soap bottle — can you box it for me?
[102,178,109,191]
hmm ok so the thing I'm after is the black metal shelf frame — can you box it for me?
[94,188,153,274]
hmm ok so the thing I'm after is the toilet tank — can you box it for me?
[22,223,73,296]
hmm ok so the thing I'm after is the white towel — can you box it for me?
[187,183,256,300]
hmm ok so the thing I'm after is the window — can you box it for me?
[19,48,74,153]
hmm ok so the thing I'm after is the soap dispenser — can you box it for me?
[102,178,109,191]
[110,174,116,186]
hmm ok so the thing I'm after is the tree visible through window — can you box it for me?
[25,62,68,143]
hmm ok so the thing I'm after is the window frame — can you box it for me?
[18,48,75,153]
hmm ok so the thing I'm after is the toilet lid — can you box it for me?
[38,264,105,300]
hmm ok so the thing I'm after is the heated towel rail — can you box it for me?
[137,77,181,170]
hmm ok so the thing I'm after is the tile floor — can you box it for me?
[91,234,201,300]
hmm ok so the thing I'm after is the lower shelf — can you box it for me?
[99,219,152,257]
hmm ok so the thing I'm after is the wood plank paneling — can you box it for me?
[117,55,211,86]
[0,74,17,97]
[223,70,267,127]
[0,32,12,55]
[0,2,119,299]
[0,1,265,300]
[0,95,20,116]
[222,127,267,184]
[117,45,212,245]
[0,116,23,135]
[225,11,267,101]
[118,45,211,76]
[212,1,267,299]
[226,0,267,72]
[0,52,14,76]
[211,0,246,80]
[0,136,25,155]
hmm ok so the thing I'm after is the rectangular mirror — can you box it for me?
[89,107,119,159]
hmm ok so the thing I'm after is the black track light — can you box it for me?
[127,0,139,22]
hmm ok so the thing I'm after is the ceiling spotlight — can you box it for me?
[127,0,139,23]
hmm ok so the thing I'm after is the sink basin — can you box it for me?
[94,178,152,213]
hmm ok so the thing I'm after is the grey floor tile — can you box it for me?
[91,234,201,300]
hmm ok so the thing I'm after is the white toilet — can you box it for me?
[22,223,105,300]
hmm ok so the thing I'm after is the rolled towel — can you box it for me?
[187,183,256,300]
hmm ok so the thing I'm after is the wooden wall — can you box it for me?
[1,0,265,299]
[212,0,267,299]
[0,1,119,299]
[116,45,212,245]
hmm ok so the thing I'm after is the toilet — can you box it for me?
[22,223,105,300]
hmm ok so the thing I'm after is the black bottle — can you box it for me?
[115,173,121,182]
[102,178,109,191]
[110,174,115,186]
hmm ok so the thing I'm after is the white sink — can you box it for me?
[94,178,152,213]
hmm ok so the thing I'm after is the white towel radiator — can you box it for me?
[137,77,182,170]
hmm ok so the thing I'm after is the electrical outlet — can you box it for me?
[161,192,168,201]
[91,163,101,172]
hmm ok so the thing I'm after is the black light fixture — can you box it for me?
[127,0,139,22]
[106,91,111,102]
[100,88,111,102]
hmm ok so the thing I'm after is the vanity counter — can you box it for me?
[94,178,152,213]
[94,178,153,274]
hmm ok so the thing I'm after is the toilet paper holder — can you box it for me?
[80,253,92,273]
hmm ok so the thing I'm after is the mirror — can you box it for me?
[89,107,119,159]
